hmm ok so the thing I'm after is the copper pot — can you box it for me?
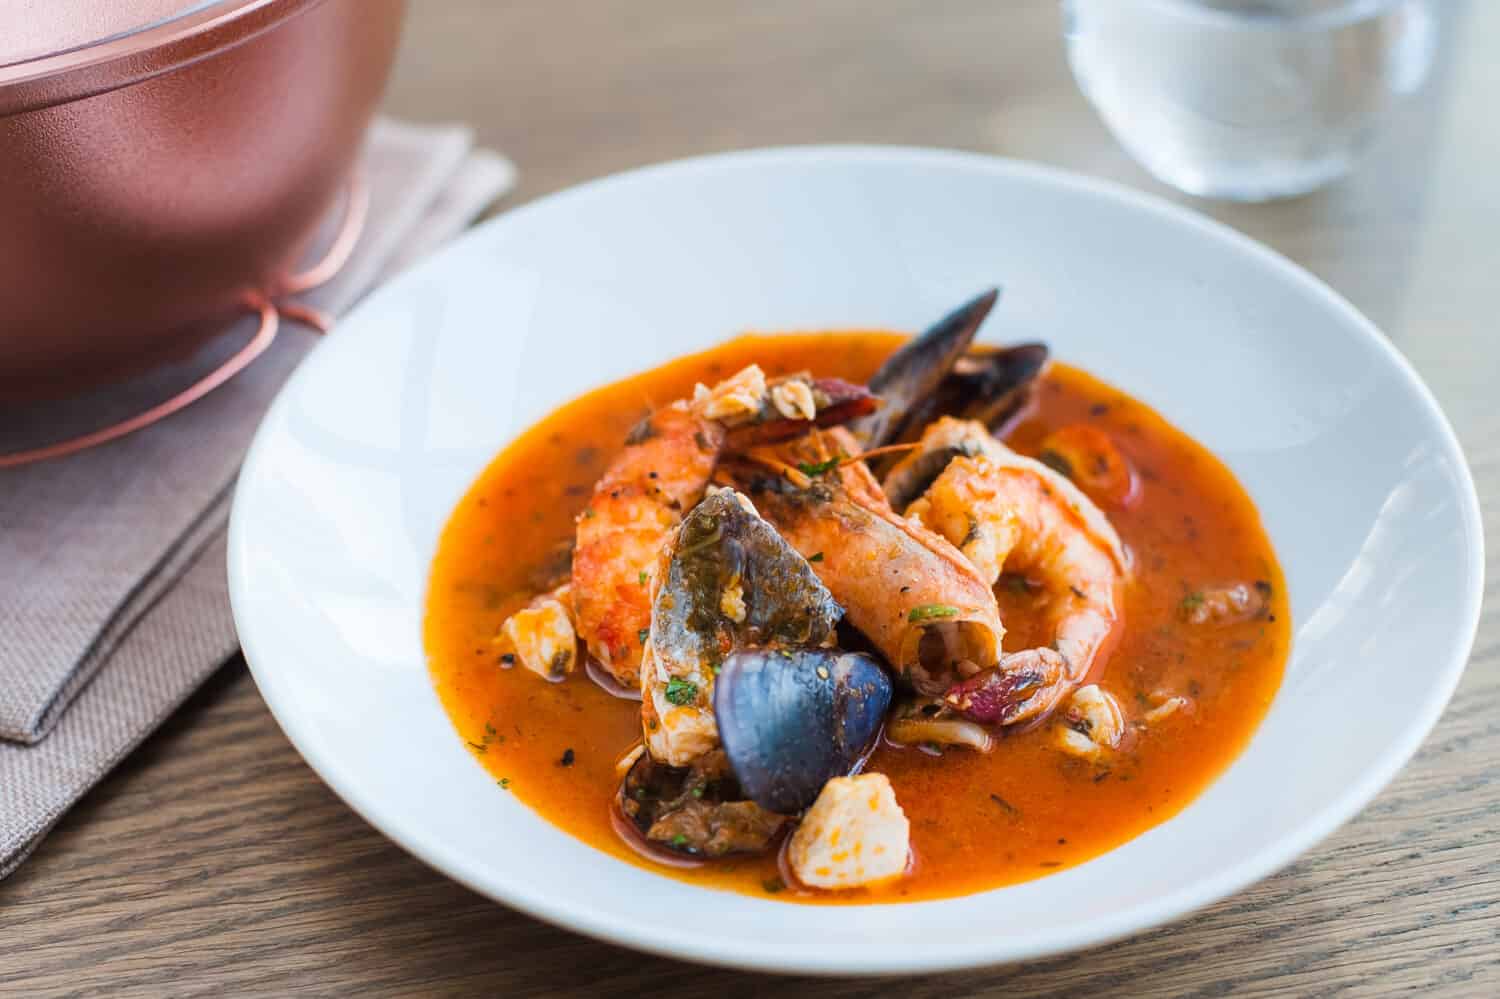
[0,0,407,402]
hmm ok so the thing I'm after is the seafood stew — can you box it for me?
[425,292,1289,903]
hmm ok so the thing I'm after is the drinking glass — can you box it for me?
[1063,0,1437,200]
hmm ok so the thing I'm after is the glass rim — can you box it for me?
[1127,0,1415,30]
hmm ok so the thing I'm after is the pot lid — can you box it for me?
[2,1,226,66]
[0,0,321,115]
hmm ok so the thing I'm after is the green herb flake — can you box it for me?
[498,777,511,789]
[762,877,785,894]
[559,748,575,767]
[797,457,841,477]
[671,834,689,848]
[908,604,961,623]
[1181,592,1205,614]
[690,786,704,798]
[664,677,699,706]
[809,551,824,563]
[638,628,650,645]
[583,508,595,518]
[639,570,649,586]
[467,741,487,753]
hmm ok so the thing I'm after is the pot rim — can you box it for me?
[0,0,327,117]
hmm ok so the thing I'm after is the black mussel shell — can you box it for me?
[855,288,999,448]
[871,343,1050,491]
[881,443,978,512]
[933,343,1048,431]
[714,648,893,814]
[619,749,788,857]
[652,489,842,680]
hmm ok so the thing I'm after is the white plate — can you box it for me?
[229,147,1483,974]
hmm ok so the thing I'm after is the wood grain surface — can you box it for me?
[4,2,1497,995]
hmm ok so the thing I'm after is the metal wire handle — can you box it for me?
[0,170,370,470]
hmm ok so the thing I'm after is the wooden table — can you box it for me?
[6,2,1497,994]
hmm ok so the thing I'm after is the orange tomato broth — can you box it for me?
[424,332,1289,903]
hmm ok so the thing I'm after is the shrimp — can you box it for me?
[896,418,1128,726]
[572,366,875,687]
[572,402,723,687]
[733,426,1005,695]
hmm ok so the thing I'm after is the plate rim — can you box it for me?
[228,143,1485,975]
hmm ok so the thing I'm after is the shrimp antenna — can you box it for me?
[839,441,922,467]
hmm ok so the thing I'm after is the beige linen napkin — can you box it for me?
[0,118,515,879]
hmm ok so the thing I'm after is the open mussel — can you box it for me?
[854,287,1049,457]
[874,345,1047,510]
[643,487,845,766]
[653,489,843,669]
[619,749,788,857]
[714,648,893,814]
[912,343,1047,434]
[856,288,998,449]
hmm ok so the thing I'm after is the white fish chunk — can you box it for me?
[788,774,909,890]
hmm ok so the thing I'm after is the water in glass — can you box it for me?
[1064,0,1436,200]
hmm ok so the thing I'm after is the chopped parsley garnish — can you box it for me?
[664,677,699,706]
[467,741,487,753]
[762,877,785,894]
[1181,591,1205,614]
[638,628,650,645]
[582,508,595,518]
[498,777,511,789]
[809,551,824,562]
[639,570,648,586]
[908,604,961,623]
[559,748,575,767]
[671,834,689,848]
[796,457,841,477]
